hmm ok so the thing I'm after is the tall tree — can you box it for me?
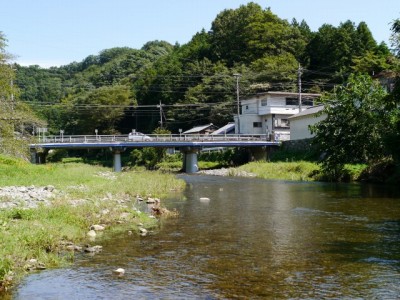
[0,32,44,158]
[384,19,400,163]
[306,21,381,84]
[58,85,134,134]
[310,74,389,180]
[391,19,400,56]
[210,3,304,66]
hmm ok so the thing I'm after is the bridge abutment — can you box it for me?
[30,149,47,164]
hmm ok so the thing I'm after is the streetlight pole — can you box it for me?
[233,73,241,134]
[298,63,302,112]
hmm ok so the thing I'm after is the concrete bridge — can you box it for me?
[29,134,279,173]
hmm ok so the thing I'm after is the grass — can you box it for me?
[236,161,320,181]
[0,155,185,293]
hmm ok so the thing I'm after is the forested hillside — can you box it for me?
[13,2,397,135]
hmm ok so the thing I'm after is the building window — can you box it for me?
[286,97,313,106]
[261,99,268,106]
[286,97,298,106]
[274,118,290,128]
[253,122,262,128]
[246,105,249,110]
[302,97,313,106]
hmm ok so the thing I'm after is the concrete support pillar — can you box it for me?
[111,147,126,172]
[181,147,199,173]
[113,151,122,172]
[185,151,198,173]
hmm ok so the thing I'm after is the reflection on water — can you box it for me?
[13,176,400,299]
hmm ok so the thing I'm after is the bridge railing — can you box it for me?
[38,133,279,143]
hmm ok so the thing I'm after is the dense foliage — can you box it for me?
[310,74,389,179]
[0,32,44,159]
[308,19,400,181]
[1,3,399,179]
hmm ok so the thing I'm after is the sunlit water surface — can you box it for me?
[12,175,400,299]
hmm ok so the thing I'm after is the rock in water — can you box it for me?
[113,268,125,275]
[199,197,210,202]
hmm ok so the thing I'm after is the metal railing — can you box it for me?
[38,133,282,144]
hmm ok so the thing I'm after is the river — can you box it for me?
[12,175,400,299]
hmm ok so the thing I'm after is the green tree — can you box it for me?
[351,50,390,74]
[60,85,134,134]
[311,74,389,180]
[210,3,303,66]
[0,32,45,158]
[384,19,400,164]
[390,19,400,56]
[250,52,298,91]
[306,21,381,84]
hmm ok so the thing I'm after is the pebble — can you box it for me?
[139,227,148,235]
[84,245,103,253]
[90,224,105,231]
[87,230,97,237]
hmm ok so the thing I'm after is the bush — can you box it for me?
[128,147,166,169]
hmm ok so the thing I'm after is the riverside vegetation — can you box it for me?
[0,155,185,293]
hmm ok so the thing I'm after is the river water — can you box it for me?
[13,175,400,299]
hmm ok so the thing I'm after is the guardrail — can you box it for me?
[38,134,279,144]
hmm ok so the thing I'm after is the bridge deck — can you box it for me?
[30,134,280,149]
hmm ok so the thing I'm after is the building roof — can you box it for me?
[260,91,321,97]
[211,122,235,135]
[288,105,324,119]
[241,91,321,103]
[183,123,215,134]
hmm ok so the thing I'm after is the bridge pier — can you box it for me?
[181,147,200,173]
[110,147,126,172]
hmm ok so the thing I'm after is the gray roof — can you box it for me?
[183,123,214,134]
[288,105,324,119]
[211,122,235,135]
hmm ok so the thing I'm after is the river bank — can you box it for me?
[199,161,319,181]
[0,155,185,294]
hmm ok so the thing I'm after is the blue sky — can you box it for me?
[1,0,399,67]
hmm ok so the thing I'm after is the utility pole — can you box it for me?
[298,63,302,112]
[233,73,241,134]
[10,77,14,110]
[158,100,163,128]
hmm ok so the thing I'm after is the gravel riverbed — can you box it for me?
[0,185,58,209]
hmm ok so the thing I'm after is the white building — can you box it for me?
[236,91,320,140]
[288,105,326,140]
